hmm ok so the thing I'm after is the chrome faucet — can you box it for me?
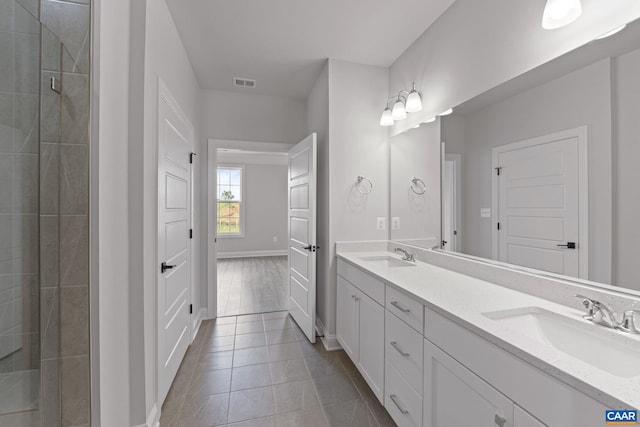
[575,295,640,334]
[394,247,416,262]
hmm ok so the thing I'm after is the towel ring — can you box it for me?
[410,177,426,195]
[356,176,373,194]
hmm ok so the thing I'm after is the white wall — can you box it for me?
[216,154,288,256]
[442,59,613,283]
[95,0,132,424]
[389,121,441,246]
[389,0,640,135]
[323,59,389,339]
[201,90,308,144]
[305,62,330,339]
[614,48,640,291]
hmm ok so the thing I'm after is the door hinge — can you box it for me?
[497,222,501,230]
[495,167,502,176]
[189,229,193,239]
[189,304,193,314]
[189,152,197,164]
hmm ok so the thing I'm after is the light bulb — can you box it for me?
[405,85,422,113]
[391,99,407,120]
[542,0,582,30]
[379,108,394,126]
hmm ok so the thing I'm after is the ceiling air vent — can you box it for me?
[233,77,256,88]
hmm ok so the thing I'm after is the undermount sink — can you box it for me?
[358,255,416,268]
[483,307,640,378]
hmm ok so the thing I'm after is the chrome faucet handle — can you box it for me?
[575,294,597,319]
[619,310,640,334]
[574,295,619,328]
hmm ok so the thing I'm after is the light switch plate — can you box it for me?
[480,208,491,218]
[377,217,386,231]
[391,217,400,230]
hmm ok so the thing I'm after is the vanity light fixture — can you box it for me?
[438,108,453,116]
[542,0,582,30]
[379,82,422,126]
[595,24,627,40]
[423,117,436,124]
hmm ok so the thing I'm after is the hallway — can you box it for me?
[217,257,289,317]
[159,311,395,426]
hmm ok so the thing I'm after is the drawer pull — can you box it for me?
[391,301,411,313]
[494,414,506,427]
[389,394,409,415]
[390,341,410,357]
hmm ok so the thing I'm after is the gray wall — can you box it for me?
[217,160,288,256]
[442,58,615,284]
[614,48,640,290]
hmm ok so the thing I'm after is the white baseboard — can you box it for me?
[134,404,158,427]
[315,316,342,351]
[217,249,288,259]
[191,308,206,341]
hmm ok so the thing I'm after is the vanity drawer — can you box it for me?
[337,259,385,305]
[385,362,423,427]
[385,311,423,396]
[386,286,424,333]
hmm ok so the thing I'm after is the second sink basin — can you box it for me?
[358,255,416,268]
[483,306,640,378]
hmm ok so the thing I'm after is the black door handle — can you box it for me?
[161,262,176,273]
[303,245,320,252]
[557,242,576,249]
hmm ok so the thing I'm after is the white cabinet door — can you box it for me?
[424,339,514,427]
[336,277,358,361]
[515,405,547,427]
[357,290,385,403]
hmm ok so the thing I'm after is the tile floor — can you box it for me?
[160,311,396,427]
[217,257,288,317]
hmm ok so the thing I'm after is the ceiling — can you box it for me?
[166,0,456,100]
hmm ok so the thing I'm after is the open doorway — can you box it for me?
[214,147,290,316]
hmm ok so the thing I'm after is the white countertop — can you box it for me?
[336,250,640,410]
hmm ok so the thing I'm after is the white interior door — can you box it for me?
[288,134,317,343]
[442,158,457,251]
[494,128,587,278]
[157,82,193,404]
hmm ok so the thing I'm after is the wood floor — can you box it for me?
[217,256,288,317]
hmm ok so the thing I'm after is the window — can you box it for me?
[217,166,244,236]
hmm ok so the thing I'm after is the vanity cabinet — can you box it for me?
[336,264,385,402]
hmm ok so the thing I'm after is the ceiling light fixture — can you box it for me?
[379,82,423,127]
[595,24,627,40]
[542,0,582,30]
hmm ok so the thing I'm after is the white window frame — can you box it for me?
[216,164,245,238]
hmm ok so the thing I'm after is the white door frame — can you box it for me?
[157,79,194,403]
[206,139,294,319]
[443,154,462,252]
[491,126,589,278]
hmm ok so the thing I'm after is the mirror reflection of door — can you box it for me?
[442,154,461,252]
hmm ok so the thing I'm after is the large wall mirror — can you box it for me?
[390,18,640,293]
[441,18,640,291]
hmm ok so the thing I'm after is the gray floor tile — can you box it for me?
[199,350,234,371]
[228,416,275,427]
[304,353,348,378]
[235,332,267,350]
[231,363,272,391]
[263,317,293,331]
[228,386,276,423]
[212,323,237,337]
[233,346,270,368]
[322,399,379,427]
[265,329,299,345]
[262,311,289,320]
[215,316,237,325]
[180,393,229,427]
[267,342,303,362]
[236,321,265,335]
[206,335,235,353]
[236,313,264,323]
[273,379,320,414]
[269,358,310,384]
[190,369,232,397]
[275,407,328,427]
[312,374,360,405]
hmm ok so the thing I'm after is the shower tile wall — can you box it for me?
[39,0,91,426]
[0,0,41,423]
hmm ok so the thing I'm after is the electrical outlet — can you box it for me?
[376,217,386,231]
[391,217,400,230]
[480,208,491,218]
[273,236,277,242]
